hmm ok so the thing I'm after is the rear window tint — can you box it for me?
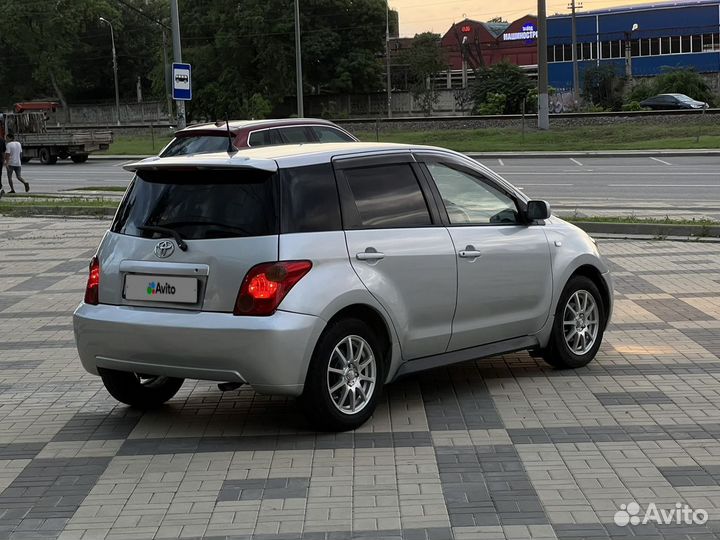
[312,126,354,143]
[343,164,431,229]
[160,135,231,157]
[248,129,283,147]
[112,169,278,240]
[281,164,341,233]
[280,127,313,144]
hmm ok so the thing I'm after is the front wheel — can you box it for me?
[299,319,384,431]
[98,367,184,408]
[541,275,606,369]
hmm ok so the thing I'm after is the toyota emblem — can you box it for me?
[154,240,175,259]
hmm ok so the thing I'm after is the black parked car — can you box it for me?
[640,93,709,110]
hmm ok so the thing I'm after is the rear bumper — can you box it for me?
[73,303,325,396]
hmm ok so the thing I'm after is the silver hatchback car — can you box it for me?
[74,142,613,431]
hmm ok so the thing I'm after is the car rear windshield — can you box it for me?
[160,134,232,157]
[111,168,278,240]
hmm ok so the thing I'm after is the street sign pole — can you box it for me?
[170,0,186,129]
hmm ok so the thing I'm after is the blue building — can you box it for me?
[548,0,720,90]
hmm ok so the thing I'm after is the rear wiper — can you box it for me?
[138,225,188,251]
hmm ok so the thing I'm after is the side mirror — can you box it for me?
[526,200,551,221]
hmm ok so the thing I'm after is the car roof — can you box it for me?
[126,142,464,172]
[176,117,343,135]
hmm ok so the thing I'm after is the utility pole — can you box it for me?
[294,0,304,117]
[569,0,581,103]
[99,17,121,126]
[162,30,173,122]
[386,2,392,118]
[625,24,639,81]
[537,0,550,129]
[170,0,186,128]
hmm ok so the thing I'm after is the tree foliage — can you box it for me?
[401,33,446,114]
[627,68,714,106]
[0,0,388,118]
[472,62,533,114]
[581,64,625,110]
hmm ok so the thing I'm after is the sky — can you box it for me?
[391,0,655,36]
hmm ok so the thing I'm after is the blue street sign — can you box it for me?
[172,63,192,101]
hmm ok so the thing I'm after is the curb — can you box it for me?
[570,221,720,239]
[90,149,720,162]
[466,149,720,158]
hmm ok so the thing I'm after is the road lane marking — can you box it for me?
[520,183,574,186]
[498,158,505,166]
[650,157,672,165]
[569,158,583,166]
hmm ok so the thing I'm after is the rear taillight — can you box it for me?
[233,261,312,316]
[84,256,100,305]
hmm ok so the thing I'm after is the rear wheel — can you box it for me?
[39,147,57,165]
[541,275,605,369]
[300,318,384,431]
[98,367,184,408]
[71,154,89,164]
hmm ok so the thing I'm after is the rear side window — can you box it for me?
[248,129,282,147]
[280,126,314,144]
[281,164,342,233]
[111,169,278,240]
[312,126,354,143]
[343,164,431,228]
[160,135,231,157]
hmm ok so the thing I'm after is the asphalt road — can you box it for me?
[9,154,720,219]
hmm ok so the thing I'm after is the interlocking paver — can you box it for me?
[2,217,720,538]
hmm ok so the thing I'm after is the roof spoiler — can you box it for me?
[123,155,278,174]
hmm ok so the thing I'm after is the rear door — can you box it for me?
[100,166,279,312]
[417,154,553,350]
[334,154,457,360]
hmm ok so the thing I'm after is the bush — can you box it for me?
[476,93,507,115]
[621,101,643,111]
[582,65,625,110]
[653,68,714,105]
[626,79,655,103]
[472,62,533,114]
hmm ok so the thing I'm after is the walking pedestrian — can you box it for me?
[4,134,30,194]
[0,134,6,198]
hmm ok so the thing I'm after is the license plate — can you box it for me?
[124,274,198,304]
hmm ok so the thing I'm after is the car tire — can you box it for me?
[71,154,89,164]
[98,367,184,409]
[540,275,606,369]
[299,318,384,432]
[39,147,57,165]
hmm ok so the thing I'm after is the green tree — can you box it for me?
[0,0,118,109]
[472,62,533,114]
[402,32,446,115]
[582,64,624,110]
[652,68,714,105]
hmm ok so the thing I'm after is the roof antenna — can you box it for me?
[225,113,237,154]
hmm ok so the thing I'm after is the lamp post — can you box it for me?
[537,0,549,130]
[386,2,392,118]
[99,17,121,126]
[625,23,639,81]
[294,0,304,117]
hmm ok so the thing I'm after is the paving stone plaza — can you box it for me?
[2,217,720,540]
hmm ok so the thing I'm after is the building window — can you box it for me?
[563,44,573,61]
[661,37,671,54]
[714,34,720,51]
[703,34,714,51]
[681,35,691,53]
[671,36,681,54]
[640,38,650,56]
[582,42,593,60]
[547,46,555,62]
[651,38,660,56]
[692,35,702,53]
[610,40,621,58]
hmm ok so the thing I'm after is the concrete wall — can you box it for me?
[48,101,169,126]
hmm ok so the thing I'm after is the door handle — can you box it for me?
[458,245,482,259]
[356,251,385,261]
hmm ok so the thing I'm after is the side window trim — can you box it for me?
[415,154,526,227]
[332,154,441,230]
